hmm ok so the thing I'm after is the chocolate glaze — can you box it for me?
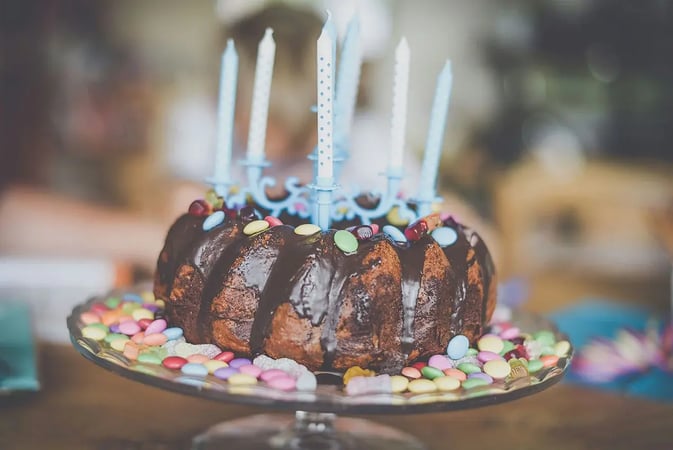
[154,208,497,371]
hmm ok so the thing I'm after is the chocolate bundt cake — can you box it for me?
[154,203,497,373]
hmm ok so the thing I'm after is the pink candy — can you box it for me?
[264,216,283,227]
[266,375,296,391]
[238,364,263,378]
[260,369,288,382]
[477,351,504,363]
[401,367,422,379]
[118,320,141,336]
[145,319,167,335]
[500,327,521,340]
[187,354,210,364]
[214,351,235,363]
[428,354,452,371]
[80,312,100,325]
[143,333,167,346]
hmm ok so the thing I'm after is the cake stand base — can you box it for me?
[191,411,427,450]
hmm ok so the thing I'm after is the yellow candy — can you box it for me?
[390,375,409,393]
[483,360,511,379]
[227,373,258,386]
[82,325,107,341]
[433,376,461,392]
[294,224,321,236]
[110,336,130,351]
[343,366,375,385]
[554,340,571,357]
[155,299,166,308]
[407,379,437,394]
[204,360,229,374]
[477,335,504,354]
[131,308,154,322]
[386,206,410,227]
[141,291,155,303]
[243,219,270,236]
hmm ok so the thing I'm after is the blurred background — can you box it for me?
[1,0,673,342]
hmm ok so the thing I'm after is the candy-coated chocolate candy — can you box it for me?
[433,376,461,392]
[404,220,428,241]
[540,354,559,367]
[82,325,107,341]
[431,227,458,247]
[483,360,511,379]
[407,379,437,394]
[123,293,144,303]
[138,353,162,365]
[390,375,409,393]
[446,335,469,360]
[266,375,296,391]
[131,332,145,344]
[137,318,152,330]
[457,363,481,375]
[203,211,225,231]
[132,308,154,322]
[244,219,270,236]
[213,351,235,363]
[187,354,210,364]
[142,332,166,346]
[260,369,287,382]
[500,327,521,340]
[141,291,155,303]
[181,363,208,377]
[213,367,239,380]
[163,327,183,341]
[145,319,167,335]
[468,372,493,384]
[238,364,263,378]
[462,378,490,390]
[499,340,516,356]
[188,199,212,217]
[104,333,126,344]
[477,351,504,363]
[294,223,321,236]
[104,297,121,309]
[121,302,140,314]
[401,367,422,379]
[527,359,544,373]
[421,366,443,380]
[100,310,122,326]
[443,368,467,381]
[533,330,556,347]
[386,206,410,227]
[334,230,359,254]
[411,361,427,370]
[204,360,228,374]
[80,312,101,325]
[228,373,258,386]
[382,225,407,243]
[370,224,380,234]
[229,358,252,369]
[264,216,283,227]
[428,354,452,371]
[466,348,479,357]
[141,303,159,313]
[123,341,140,360]
[110,336,129,352]
[343,366,375,385]
[296,371,317,391]
[554,340,571,357]
[118,320,141,336]
[351,225,374,240]
[478,335,504,354]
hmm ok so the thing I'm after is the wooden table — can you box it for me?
[1,344,672,450]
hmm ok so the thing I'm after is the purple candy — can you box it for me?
[229,358,252,369]
[142,303,159,313]
[109,324,121,333]
[468,372,494,384]
[213,367,240,380]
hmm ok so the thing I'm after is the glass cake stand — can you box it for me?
[67,291,572,450]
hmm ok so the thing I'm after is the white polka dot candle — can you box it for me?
[246,28,276,164]
[316,16,335,180]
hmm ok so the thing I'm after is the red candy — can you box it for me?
[370,224,380,234]
[137,318,153,330]
[214,351,235,363]
[264,216,283,227]
[404,220,428,241]
[89,303,109,316]
[162,356,189,370]
[188,199,212,217]
[411,361,427,371]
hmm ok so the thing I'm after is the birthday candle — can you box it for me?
[334,14,361,152]
[212,39,238,194]
[418,60,453,200]
[389,37,410,172]
[246,28,276,163]
[316,18,336,179]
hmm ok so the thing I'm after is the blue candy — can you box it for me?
[202,211,225,231]
[162,327,184,341]
[382,225,407,243]
[447,334,469,360]
[431,227,458,247]
[180,363,208,377]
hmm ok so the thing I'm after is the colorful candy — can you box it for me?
[382,225,407,243]
[433,376,461,392]
[447,334,469,360]
[483,360,511,379]
[431,227,458,247]
[243,219,270,236]
[188,199,212,217]
[294,223,321,236]
[407,379,437,394]
[350,225,374,240]
[264,216,283,227]
[334,230,359,254]
[202,210,225,231]
[478,335,504,354]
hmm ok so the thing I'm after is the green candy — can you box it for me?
[533,330,555,347]
[527,359,544,373]
[105,297,121,308]
[499,340,515,355]
[466,348,479,357]
[104,333,128,344]
[87,322,108,332]
[421,366,443,380]
[122,302,141,314]
[540,345,556,356]
[462,378,489,389]
[334,230,359,254]
[457,363,481,375]
[138,353,162,365]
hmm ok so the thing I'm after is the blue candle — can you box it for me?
[211,39,238,196]
[417,60,452,212]
[334,14,361,154]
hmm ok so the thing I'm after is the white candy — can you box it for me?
[346,375,391,396]
[295,370,317,391]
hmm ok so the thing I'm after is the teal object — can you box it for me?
[0,301,40,392]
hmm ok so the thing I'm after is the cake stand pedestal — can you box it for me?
[67,293,572,450]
